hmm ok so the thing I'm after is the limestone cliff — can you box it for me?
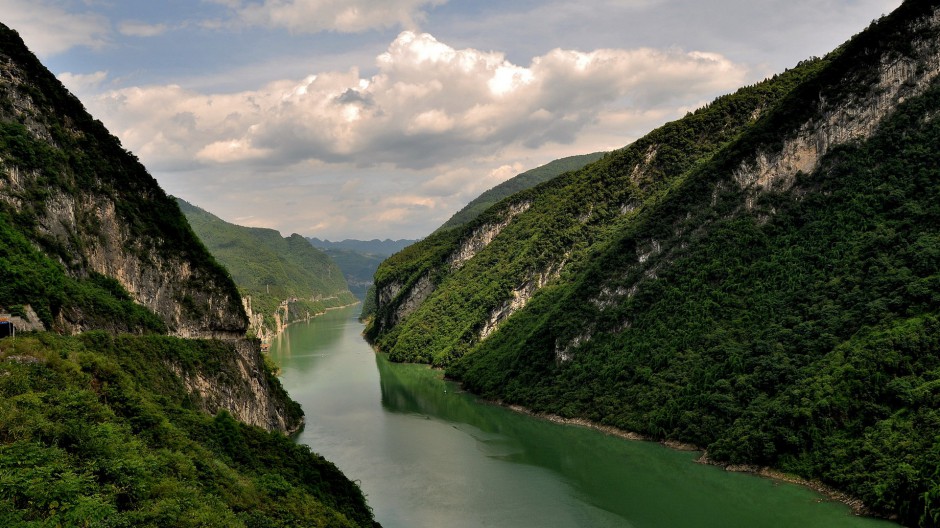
[0,26,246,338]
[0,24,309,435]
[165,338,303,433]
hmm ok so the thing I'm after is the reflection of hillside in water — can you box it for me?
[273,307,888,528]
[373,352,894,527]
[375,353,704,521]
[269,309,348,375]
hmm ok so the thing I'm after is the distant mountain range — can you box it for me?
[308,237,417,302]
[179,199,357,338]
[309,238,416,255]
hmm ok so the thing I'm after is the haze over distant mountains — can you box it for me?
[307,238,416,301]
[308,238,416,256]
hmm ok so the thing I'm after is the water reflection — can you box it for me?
[275,307,896,528]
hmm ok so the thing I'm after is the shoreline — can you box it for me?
[262,300,361,341]
[361,333,892,522]
[494,402,886,521]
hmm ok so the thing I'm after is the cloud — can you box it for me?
[84,31,747,174]
[73,30,750,238]
[218,0,447,33]
[58,70,109,94]
[0,0,110,56]
[118,21,169,38]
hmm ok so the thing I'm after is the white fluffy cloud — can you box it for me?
[65,31,748,238]
[220,0,447,33]
[0,0,109,56]
[80,31,746,174]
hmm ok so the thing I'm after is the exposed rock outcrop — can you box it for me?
[447,201,531,269]
[165,339,302,433]
[480,260,565,340]
[734,20,940,197]
[0,31,247,339]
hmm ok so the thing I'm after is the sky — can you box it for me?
[1,0,902,240]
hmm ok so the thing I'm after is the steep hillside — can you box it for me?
[0,29,245,339]
[0,334,377,527]
[0,20,301,432]
[0,23,377,526]
[179,199,356,338]
[368,2,940,525]
[436,152,605,232]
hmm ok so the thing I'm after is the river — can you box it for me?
[269,306,896,528]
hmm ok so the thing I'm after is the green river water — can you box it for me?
[269,306,897,528]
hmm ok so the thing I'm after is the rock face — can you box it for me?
[0,25,306,434]
[0,26,246,339]
[371,199,532,338]
[165,339,302,433]
[479,259,565,340]
[733,24,940,196]
[447,201,531,269]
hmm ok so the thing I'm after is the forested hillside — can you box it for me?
[436,152,605,232]
[0,24,245,338]
[0,333,377,527]
[367,2,940,525]
[0,22,377,526]
[179,199,356,338]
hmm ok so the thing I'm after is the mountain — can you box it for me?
[0,23,376,527]
[436,152,605,232]
[366,2,940,525]
[309,238,416,255]
[179,199,357,339]
[308,237,417,303]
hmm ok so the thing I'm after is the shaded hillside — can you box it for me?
[436,152,605,232]
[179,199,356,338]
[0,334,378,527]
[367,2,940,525]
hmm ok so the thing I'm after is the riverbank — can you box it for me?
[495,402,885,521]
[364,328,891,523]
[259,299,361,342]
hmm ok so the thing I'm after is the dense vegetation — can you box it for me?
[179,199,356,333]
[435,152,605,232]
[368,52,830,361]
[0,333,377,527]
[369,2,940,525]
[0,209,166,333]
[0,24,378,526]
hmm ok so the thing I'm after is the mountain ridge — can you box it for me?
[179,198,357,339]
[435,152,606,232]
[366,2,940,524]
[0,22,378,526]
